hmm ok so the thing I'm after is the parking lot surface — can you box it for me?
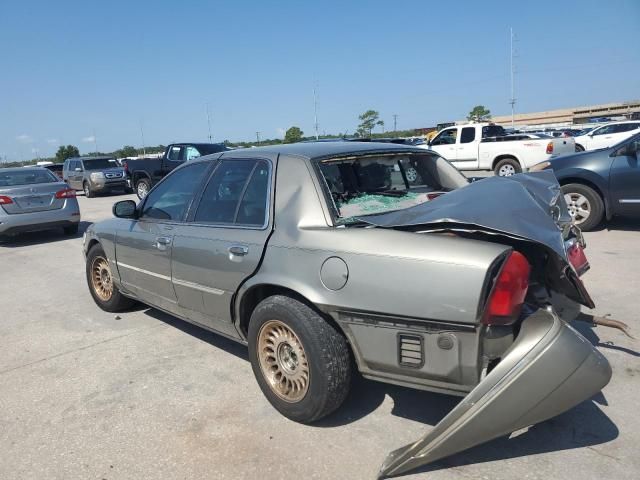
[1,193,638,480]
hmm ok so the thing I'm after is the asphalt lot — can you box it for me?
[1,192,639,480]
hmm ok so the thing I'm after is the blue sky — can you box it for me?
[1,0,639,159]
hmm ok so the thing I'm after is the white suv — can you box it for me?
[574,121,640,152]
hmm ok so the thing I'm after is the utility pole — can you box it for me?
[206,103,213,142]
[509,27,517,129]
[313,84,319,140]
[140,121,146,157]
[256,131,261,145]
[393,114,398,132]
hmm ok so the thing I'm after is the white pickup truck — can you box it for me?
[419,123,575,176]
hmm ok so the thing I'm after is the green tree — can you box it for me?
[467,105,492,122]
[117,145,138,158]
[357,110,384,137]
[55,145,80,163]
[283,126,304,144]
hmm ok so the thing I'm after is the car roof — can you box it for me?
[0,167,58,174]
[67,156,115,161]
[221,141,428,160]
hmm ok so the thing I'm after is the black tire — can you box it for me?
[575,144,585,152]
[63,224,79,235]
[86,243,136,312]
[561,183,604,232]
[125,186,134,194]
[248,295,351,423]
[136,178,152,199]
[494,157,522,177]
[83,182,94,198]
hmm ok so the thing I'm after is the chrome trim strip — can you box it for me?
[619,199,640,204]
[172,278,225,295]
[117,262,171,281]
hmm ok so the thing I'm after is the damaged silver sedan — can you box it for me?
[82,142,611,478]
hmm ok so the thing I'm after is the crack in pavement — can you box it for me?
[0,323,167,376]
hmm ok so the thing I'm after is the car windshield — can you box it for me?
[0,169,58,186]
[318,153,467,224]
[83,158,118,170]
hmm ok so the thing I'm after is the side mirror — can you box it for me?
[113,200,138,219]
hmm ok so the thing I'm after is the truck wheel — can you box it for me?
[136,178,151,199]
[494,158,521,177]
[86,244,136,312]
[575,144,585,152]
[248,295,351,423]
[83,182,94,198]
[561,183,603,231]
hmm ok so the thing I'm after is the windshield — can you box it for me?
[318,153,467,223]
[0,169,58,186]
[83,158,118,170]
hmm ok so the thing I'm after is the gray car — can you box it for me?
[0,167,80,237]
[63,156,130,198]
[82,142,611,478]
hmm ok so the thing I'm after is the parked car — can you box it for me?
[43,163,63,179]
[63,156,129,198]
[124,143,228,199]
[83,142,610,478]
[531,132,640,231]
[419,123,575,176]
[0,167,80,238]
[573,120,640,152]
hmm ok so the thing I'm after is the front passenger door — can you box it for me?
[609,138,640,217]
[115,162,211,312]
[429,128,458,161]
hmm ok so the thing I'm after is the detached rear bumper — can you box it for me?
[379,308,611,478]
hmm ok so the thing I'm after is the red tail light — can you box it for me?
[546,142,554,154]
[482,251,530,326]
[567,242,589,276]
[55,188,76,199]
[427,192,445,200]
[0,195,13,205]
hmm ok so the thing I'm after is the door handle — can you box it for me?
[155,236,172,250]
[228,245,249,256]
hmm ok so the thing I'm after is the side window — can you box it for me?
[167,146,184,162]
[460,127,476,144]
[185,146,201,162]
[431,128,458,146]
[593,126,613,135]
[194,159,270,226]
[141,162,209,221]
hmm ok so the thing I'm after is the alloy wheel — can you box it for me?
[91,256,114,301]
[564,192,591,225]
[405,167,418,183]
[137,182,148,198]
[257,320,310,403]
[498,164,516,176]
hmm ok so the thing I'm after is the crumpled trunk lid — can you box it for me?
[356,170,594,308]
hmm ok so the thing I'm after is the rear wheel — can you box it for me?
[248,295,351,423]
[136,178,151,199]
[494,157,522,177]
[561,183,603,231]
[86,244,135,311]
[83,182,94,198]
[575,144,585,152]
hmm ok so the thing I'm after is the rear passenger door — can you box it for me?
[170,157,273,335]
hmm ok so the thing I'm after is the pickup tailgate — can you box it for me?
[549,136,575,157]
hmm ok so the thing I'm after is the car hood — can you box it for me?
[356,170,594,307]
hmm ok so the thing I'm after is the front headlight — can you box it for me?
[529,161,551,172]
[90,172,105,180]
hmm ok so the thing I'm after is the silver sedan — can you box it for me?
[0,167,80,237]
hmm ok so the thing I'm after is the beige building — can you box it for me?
[488,100,640,127]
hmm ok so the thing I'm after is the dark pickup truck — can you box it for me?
[124,143,228,198]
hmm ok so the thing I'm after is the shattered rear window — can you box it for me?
[318,154,453,223]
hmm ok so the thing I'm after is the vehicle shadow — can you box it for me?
[140,307,619,472]
[0,220,93,248]
[591,217,640,232]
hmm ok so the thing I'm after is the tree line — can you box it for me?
[1,105,491,167]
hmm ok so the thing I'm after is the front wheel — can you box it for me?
[248,295,351,423]
[83,182,94,198]
[561,183,604,231]
[86,244,136,312]
[494,158,522,177]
